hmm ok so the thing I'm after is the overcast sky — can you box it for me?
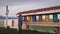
[0,0,60,18]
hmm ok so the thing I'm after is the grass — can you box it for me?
[0,20,4,27]
[0,27,17,34]
[29,26,54,32]
[0,20,55,34]
[22,29,54,34]
[0,27,55,34]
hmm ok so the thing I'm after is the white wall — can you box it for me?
[4,19,18,29]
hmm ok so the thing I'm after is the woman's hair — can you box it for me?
[19,14,21,16]
[18,14,22,17]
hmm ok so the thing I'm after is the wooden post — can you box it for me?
[23,16,28,29]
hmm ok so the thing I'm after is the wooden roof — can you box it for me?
[17,5,60,15]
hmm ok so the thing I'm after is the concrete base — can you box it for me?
[58,27,60,34]
[54,27,59,34]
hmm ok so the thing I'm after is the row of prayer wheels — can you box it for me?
[23,13,59,23]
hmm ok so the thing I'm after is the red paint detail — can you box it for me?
[24,16,27,21]
[38,15,42,22]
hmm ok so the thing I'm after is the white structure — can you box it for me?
[3,19,25,29]
[6,5,9,28]
[4,19,18,29]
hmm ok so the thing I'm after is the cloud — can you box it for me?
[0,0,60,17]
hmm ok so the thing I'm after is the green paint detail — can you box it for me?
[53,14,59,22]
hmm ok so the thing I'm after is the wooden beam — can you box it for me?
[25,22,60,27]
[21,9,60,16]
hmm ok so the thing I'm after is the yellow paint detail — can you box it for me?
[45,15,50,22]
[28,16,31,23]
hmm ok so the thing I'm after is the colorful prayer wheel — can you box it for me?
[32,15,37,22]
[38,15,42,22]
[45,15,50,22]
[28,16,32,22]
[53,14,58,22]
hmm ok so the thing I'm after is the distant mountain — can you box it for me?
[0,16,5,19]
[0,16,17,19]
[8,17,17,19]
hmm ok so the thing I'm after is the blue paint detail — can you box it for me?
[32,15,36,22]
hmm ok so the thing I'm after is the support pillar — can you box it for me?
[22,16,27,29]
[24,16,27,24]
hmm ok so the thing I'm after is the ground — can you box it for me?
[29,26,54,33]
[0,27,55,34]
[0,20,55,34]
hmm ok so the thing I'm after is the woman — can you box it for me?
[18,14,23,34]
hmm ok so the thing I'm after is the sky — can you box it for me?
[0,0,60,18]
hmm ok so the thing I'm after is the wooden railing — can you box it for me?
[26,22,60,27]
